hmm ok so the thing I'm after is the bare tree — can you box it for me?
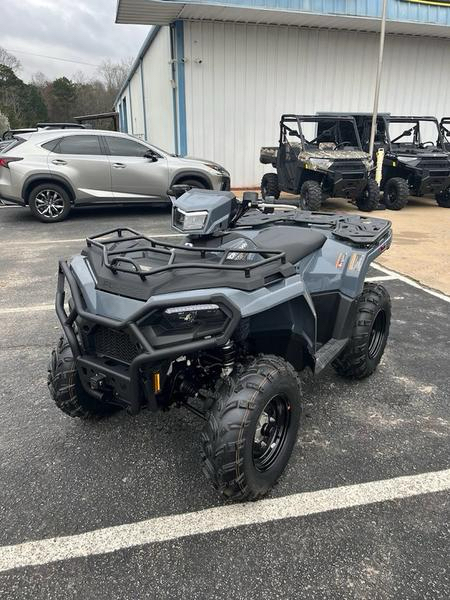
[97,57,133,96]
[31,71,49,88]
[0,47,21,73]
[0,109,10,134]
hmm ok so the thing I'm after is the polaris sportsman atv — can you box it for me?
[49,188,392,501]
[260,114,380,212]
[324,113,450,210]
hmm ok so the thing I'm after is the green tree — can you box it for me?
[0,64,47,127]
[49,77,76,122]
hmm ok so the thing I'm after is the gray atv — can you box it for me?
[49,188,392,501]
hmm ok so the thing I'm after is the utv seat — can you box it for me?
[253,226,326,263]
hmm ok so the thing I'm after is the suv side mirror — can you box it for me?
[144,150,158,161]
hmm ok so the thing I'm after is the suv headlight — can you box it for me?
[173,208,208,232]
[205,163,229,175]
[307,158,333,170]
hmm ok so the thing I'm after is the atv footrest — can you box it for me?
[315,338,348,373]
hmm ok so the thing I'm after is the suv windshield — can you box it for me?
[387,118,441,151]
[281,116,362,153]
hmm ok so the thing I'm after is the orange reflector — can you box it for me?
[152,372,161,393]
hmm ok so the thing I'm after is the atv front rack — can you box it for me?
[86,227,292,280]
[237,209,391,246]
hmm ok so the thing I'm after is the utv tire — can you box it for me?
[201,355,302,501]
[48,337,119,419]
[29,183,72,222]
[435,188,450,208]
[333,283,391,379]
[383,178,409,210]
[261,173,280,200]
[300,180,322,211]
[356,179,380,212]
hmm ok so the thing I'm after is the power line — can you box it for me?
[4,48,101,68]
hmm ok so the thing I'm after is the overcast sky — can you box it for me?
[1,0,150,82]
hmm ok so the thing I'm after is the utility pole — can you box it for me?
[369,0,388,157]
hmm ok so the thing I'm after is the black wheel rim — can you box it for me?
[368,309,387,359]
[253,395,290,471]
[300,190,308,209]
[387,187,397,206]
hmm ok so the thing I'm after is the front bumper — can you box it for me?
[329,170,367,198]
[56,260,240,414]
[413,170,450,194]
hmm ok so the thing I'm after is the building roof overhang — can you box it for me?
[116,0,450,38]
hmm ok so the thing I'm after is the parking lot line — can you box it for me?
[0,468,448,573]
[373,262,450,303]
[0,304,54,315]
[365,275,398,282]
[3,233,185,246]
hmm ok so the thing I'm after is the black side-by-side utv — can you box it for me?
[322,113,450,210]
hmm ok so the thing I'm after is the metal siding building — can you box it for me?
[114,0,450,187]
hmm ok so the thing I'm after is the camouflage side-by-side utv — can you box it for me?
[260,114,379,212]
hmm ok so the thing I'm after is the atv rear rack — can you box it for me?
[86,227,293,280]
[237,209,391,246]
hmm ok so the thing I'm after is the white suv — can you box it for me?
[0,129,230,222]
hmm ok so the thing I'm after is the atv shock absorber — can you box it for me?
[221,341,235,376]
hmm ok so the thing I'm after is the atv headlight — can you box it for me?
[165,303,220,322]
[173,208,208,232]
[307,158,333,170]
[150,303,227,341]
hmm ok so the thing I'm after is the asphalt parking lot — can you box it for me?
[0,204,449,599]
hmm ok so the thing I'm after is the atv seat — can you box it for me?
[253,226,326,263]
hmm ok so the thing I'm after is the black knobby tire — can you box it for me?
[356,179,380,212]
[383,178,409,210]
[435,188,450,208]
[300,180,322,211]
[261,173,280,199]
[29,183,72,222]
[201,355,302,501]
[332,283,391,379]
[48,337,119,419]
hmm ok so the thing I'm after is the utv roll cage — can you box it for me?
[385,116,446,151]
[440,118,450,146]
[317,113,446,153]
[279,114,364,152]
